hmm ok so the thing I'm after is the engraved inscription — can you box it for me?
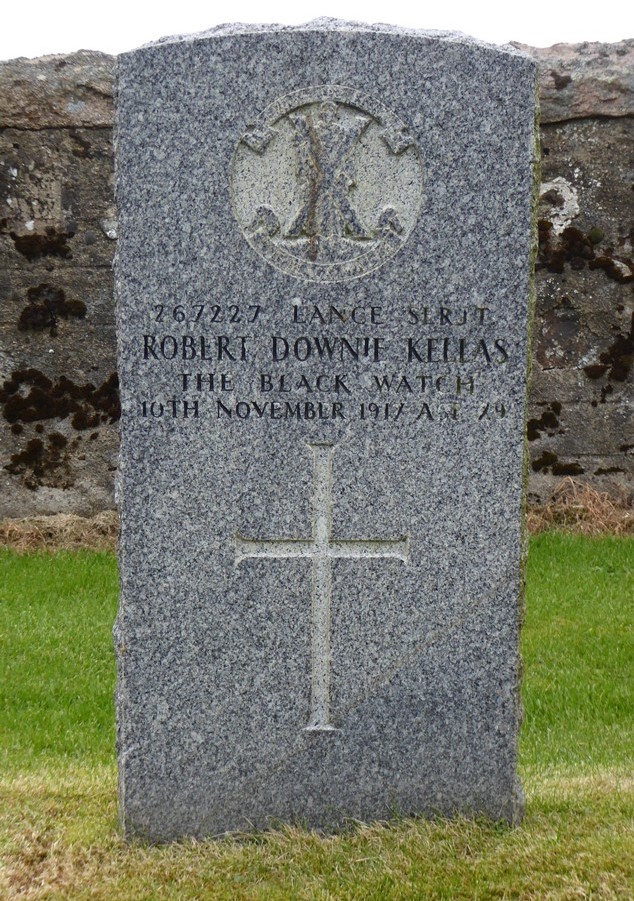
[137,300,515,428]
[231,86,424,282]
[235,444,409,730]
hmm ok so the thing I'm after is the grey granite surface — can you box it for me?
[114,19,537,840]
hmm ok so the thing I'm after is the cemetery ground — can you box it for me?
[0,532,632,900]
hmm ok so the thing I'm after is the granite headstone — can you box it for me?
[114,20,537,839]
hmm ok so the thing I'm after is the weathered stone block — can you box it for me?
[0,100,118,516]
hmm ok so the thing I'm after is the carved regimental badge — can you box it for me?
[230,86,424,282]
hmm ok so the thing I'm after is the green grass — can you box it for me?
[0,550,116,770]
[0,535,632,899]
[521,533,633,774]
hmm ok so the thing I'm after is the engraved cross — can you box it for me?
[235,444,409,731]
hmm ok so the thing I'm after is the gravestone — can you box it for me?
[114,19,537,840]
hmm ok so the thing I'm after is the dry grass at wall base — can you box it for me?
[526,478,632,536]
[0,480,631,552]
[0,511,119,552]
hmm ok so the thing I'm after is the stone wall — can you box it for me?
[0,41,632,517]
[520,41,633,506]
[0,52,117,517]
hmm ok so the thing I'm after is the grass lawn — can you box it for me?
[0,534,632,899]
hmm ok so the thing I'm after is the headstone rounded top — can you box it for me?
[122,18,535,65]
